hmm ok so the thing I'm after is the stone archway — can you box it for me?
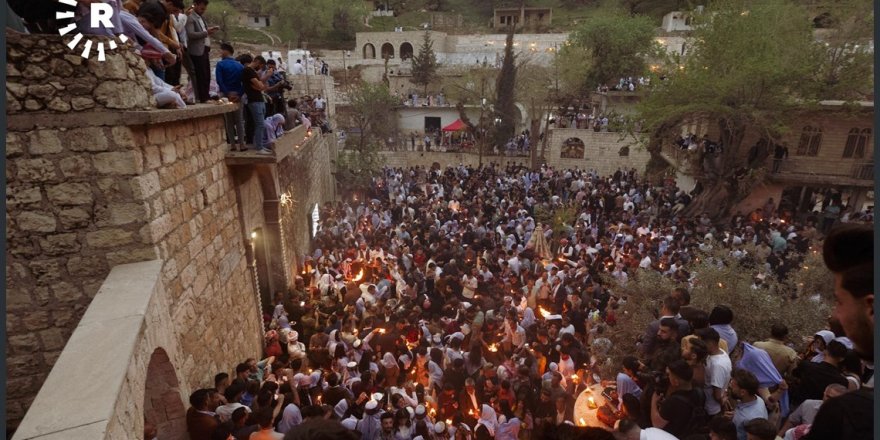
[400,42,414,60]
[363,43,376,59]
[143,348,186,440]
[381,42,395,59]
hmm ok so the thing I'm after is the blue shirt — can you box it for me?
[215,57,244,96]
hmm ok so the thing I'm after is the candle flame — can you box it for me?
[587,396,597,409]
[352,269,365,282]
[488,343,499,352]
[579,418,586,426]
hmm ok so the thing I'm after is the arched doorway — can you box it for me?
[381,42,395,59]
[363,43,376,59]
[561,138,585,159]
[400,42,414,60]
[143,348,186,440]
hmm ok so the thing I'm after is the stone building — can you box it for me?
[660,101,875,216]
[493,7,552,30]
[6,33,336,439]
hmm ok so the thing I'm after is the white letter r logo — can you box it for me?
[90,3,115,29]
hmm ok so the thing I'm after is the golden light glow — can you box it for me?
[488,343,499,352]
[579,418,586,426]
[539,307,551,319]
[587,396,597,409]
[251,231,257,239]
[352,269,365,282]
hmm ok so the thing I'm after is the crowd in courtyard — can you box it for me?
[181,163,873,440]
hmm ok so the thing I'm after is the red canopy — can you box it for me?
[441,119,467,132]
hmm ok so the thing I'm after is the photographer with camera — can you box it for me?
[649,360,708,438]
[263,59,292,117]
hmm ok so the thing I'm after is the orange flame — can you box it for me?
[352,269,365,282]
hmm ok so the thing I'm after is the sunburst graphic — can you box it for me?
[55,0,128,61]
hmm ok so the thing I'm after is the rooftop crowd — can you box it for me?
[180,163,873,440]
[9,0,333,154]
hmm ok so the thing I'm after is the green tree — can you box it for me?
[636,0,871,219]
[569,8,655,88]
[345,81,399,153]
[554,42,593,98]
[410,31,440,95]
[807,0,874,100]
[274,0,364,47]
[494,26,518,147]
[337,82,399,189]
[516,62,555,167]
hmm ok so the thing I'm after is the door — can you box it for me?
[424,117,441,133]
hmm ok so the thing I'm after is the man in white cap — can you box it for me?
[433,421,450,440]
[287,331,306,361]
[358,400,383,440]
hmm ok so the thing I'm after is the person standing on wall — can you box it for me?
[185,0,218,103]
[243,56,273,155]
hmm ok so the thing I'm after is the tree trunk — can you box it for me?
[681,119,747,220]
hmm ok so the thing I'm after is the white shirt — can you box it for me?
[704,350,733,415]
[641,427,680,440]
[292,62,306,75]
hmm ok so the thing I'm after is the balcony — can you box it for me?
[771,157,874,187]
[225,124,322,165]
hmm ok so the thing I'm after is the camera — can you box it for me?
[638,370,670,396]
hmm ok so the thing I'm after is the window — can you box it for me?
[843,128,870,159]
[561,138,585,159]
[254,16,259,23]
[796,125,822,156]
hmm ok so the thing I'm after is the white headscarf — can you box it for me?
[381,352,398,369]
[264,114,286,144]
[277,403,302,433]
[476,404,498,436]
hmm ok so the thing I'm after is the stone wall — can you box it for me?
[277,133,337,269]
[6,105,263,432]
[378,151,530,169]
[6,32,154,113]
[544,129,651,175]
[376,130,650,175]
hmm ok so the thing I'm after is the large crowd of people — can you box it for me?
[179,163,872,440]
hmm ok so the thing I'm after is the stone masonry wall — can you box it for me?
[6,111,262,431]
[6,32,154,113]
[277,133,337,270]
[378,151,530,169]
[544,129,652,175]
[129,117,263,381]
[376,129,650,176]
[6,124,161,425]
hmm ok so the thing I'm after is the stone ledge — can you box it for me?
[7,103,239,131]
[224,125,322,166]
[12,260,163,440]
